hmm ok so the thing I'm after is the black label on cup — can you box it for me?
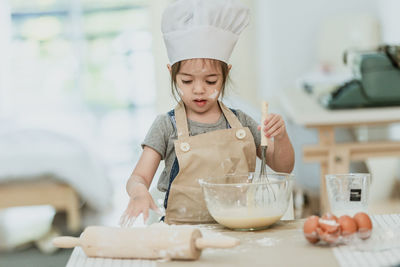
[350,189,362,201]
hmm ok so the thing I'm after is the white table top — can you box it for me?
[65,214,400,267]
[333,213,400,267]
[67,214,400,267]
[66,221,336,267]
[279,89,400,127]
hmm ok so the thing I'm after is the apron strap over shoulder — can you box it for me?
[218,101,243,128]
[174,101,190,138]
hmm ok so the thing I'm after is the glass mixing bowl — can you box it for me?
[199,172,294,231]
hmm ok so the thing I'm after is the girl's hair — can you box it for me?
[170,59,230,102]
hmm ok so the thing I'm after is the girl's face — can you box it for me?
[171,59,226,114]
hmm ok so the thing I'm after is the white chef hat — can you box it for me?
[162,0,250,65]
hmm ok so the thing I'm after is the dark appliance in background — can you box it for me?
[320,45,400,109]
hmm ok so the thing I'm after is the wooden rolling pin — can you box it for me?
[53,226,239,260]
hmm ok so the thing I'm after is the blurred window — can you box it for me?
[8,0,155,114]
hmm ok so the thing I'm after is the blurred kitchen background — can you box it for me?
[0,0,399,266]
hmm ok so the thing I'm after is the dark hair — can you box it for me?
[170,59,230,102]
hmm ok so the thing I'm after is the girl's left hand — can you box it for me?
[258,113,287,140]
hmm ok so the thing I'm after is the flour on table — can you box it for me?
[255,237,279,247]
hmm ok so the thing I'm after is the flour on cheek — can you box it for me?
[208,89,219,100]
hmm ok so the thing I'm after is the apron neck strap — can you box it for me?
[174,101,190,138]
[174,100,243,138]
[219,101,243,128]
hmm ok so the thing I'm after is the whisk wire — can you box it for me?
[260,146,276,201]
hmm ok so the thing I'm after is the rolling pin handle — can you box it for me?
[52,236,81,248]
[195,236,239,250]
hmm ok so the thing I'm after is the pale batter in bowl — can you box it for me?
[213,210,282,230]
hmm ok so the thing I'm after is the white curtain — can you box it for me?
[0,1,11,115]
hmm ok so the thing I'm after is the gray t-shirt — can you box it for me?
[142,108,261,192]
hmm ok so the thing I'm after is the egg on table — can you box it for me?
[303,212,373,245]
[338,215,358,236]
[319,213,340,234]
[353,212,373,239]
[303,215,320,244]
[316,227,340,244]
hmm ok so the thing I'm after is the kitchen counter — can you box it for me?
[65,214,400,267]
[159,220,337,267]
[66,220,338,267]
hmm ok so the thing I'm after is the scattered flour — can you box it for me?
[208,89,219,99]
[255,237,279,247]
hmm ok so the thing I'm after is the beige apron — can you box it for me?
[165,101,256,224]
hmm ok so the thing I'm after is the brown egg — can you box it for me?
[338,215,358,236]
[353,212,373,239]
[317,227,340,245]
[303,215,320,244]
[319,213,340,234]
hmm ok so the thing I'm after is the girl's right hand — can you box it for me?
[119,183,161,227]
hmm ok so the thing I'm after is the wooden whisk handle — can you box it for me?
[261,101,269,146]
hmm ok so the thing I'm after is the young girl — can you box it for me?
[120,0,294,226]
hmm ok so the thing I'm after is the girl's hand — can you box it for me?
[258,113,287,140]
[257,113,294,173]
[119,183,161,227]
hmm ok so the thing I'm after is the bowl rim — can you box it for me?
[198,172,294,187]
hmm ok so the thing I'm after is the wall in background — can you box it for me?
[228,0,258,108]
[379,0,400,43]
[0,2,11,115]
[149,0,174,113]
[255,0,379,102]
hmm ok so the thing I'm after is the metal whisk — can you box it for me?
[259,101,276,201]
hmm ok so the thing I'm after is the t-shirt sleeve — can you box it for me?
[236,109,261,149]
[141,114,173,160]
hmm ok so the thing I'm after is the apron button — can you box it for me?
[236,129,246,139]
[180,142,190,152]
